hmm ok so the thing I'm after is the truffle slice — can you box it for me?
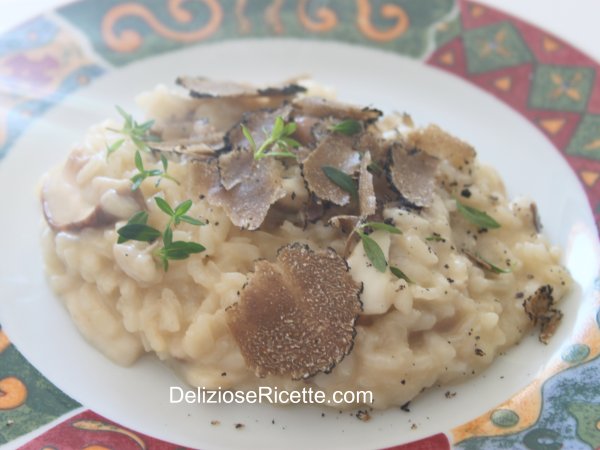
[293,97,382,123]
[291,115,320,148]
[389,143,439,207]
[358,152,376,217]
[192,158,286,230]
[302,134,360,206]
[217,149,255,190]
[227,243,362,379]
[227,104,293,152]
[523,285,563,344]
[176,76,306,99]
[220,105,293,190]
[407,124,475,170]
[148,138,222,162]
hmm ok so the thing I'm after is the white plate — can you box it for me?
[0,39,597,449]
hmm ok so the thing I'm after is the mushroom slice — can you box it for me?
[388,143,439,207]
[358,152,376,217]
[227,243,362,379]
[522,285,563,344]
[176,76,306,99]
[42,152,143,232]
[407,124,475,170]
[302,134,361,206]
[293,97,382,123]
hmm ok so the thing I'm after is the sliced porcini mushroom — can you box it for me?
[302,134,360,206]
[176,76,306,99]
[227,243,362,379]
[358,152,376,217]
[388,143,439,207]
[293,97,382,123]
[523,285,563,344]
[407,124,475,170]
[191,158,286,230]
[42,151,143,232]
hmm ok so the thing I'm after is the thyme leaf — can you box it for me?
[322,166,358,200]
[357,231,387,272]
[130,151,179,191]
[109,105,159,154]
[329,119,362,136]
[455,198,500,229]
[390,266,412,283]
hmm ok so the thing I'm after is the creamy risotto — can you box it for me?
[40,78,571,408]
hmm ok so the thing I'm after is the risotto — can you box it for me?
[40,77,571,408]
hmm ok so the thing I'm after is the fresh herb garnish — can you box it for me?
[354,221,402,273]
[464,250,511,274]
[367,161,383,175]
[425,234,445,242]
[455,198,500,229]
[154,197,206,227]
[357,231,387,272]
[390,266,412,283]
[116,198,206,271]
[117,223,161,243]
[322,166,358,200]
[117,211,150,243]
[130,151,179,191]
[107,106,159,154]
[329,119,362,136]
[157,240,206,271]
[106,138,125,160]
[361,221,402,235]
[242,116,300,160]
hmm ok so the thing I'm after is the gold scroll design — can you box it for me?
[297,0,338,33]
[101,0,223,53]
[266,0,285,34]
[356,0,410,42]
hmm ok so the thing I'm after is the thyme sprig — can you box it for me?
[322,166,358,200]
[116,197,206,271]
[329,119,362,136]
[130,151,179,191]
[455,197,500,229]
[355,222,402,273]
[242,116,300,160]
[107,106,159,157]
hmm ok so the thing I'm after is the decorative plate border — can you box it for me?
[0,1,598,449]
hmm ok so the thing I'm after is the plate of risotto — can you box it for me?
[0,1,599,450]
